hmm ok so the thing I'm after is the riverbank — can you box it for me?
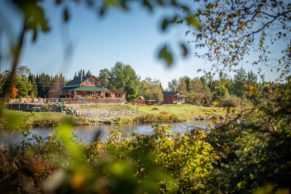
[1,104,238,130]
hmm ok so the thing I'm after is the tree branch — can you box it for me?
[242,10,290,39]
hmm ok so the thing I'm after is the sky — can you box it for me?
[0,1,283,87]
[1,1,213,88]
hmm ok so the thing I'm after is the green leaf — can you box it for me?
[105,0,118,6]
[55,124,83,162]
[32,29,38,43]
[158,45,174,66]
[63,7,70,23]
[142,0,153,12]
[160,16,178,32]
[54,0,63,6]
[186,16,202,30]
[180,42,189,57]
[161,18,171,31]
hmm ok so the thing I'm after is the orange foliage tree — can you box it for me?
[10,85,19,99]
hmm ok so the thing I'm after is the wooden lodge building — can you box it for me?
[61,75,126,103]
[163,91,186,104]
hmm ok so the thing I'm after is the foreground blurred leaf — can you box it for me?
[71,171,87,189]
[158,45,174,66]
[63,7,70,23]
[105,0,118,6]
[0,109,26,130]
[160,15,178,31]
[142,0,153,12]
[42,169,66,192]
[186,15,202,30]
[55,124,83,162]
[180,42,189,57]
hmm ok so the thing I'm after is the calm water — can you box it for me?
[0,120,211,145]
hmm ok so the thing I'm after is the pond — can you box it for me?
[0,120,212,145]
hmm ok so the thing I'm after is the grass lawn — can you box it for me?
[135,104,231,120]
[0,109,89,131]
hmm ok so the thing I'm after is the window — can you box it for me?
[115,93,122,98]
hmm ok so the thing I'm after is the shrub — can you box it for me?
[219,95,241,107]
[186,92,211,105]
[186,93,204,105]
[168,114,179,122]
[134,114,181,123]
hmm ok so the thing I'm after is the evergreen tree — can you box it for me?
[99,68,111,87]
[231,68,247,97]
[28,73,37,97]
[85,70,92,79]
[110,62,140,102]
[167,79,178,91]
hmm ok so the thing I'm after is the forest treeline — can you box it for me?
[1,62,263,106]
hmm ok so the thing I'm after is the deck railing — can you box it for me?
[7,97,126,105]
[59,98,125,104]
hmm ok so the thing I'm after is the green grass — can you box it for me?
[134,104,233,120]
[77,104,231,118]
[79,104,135,111]
[0,109,89,131]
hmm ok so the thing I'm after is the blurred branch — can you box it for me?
[0,19,27,114]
